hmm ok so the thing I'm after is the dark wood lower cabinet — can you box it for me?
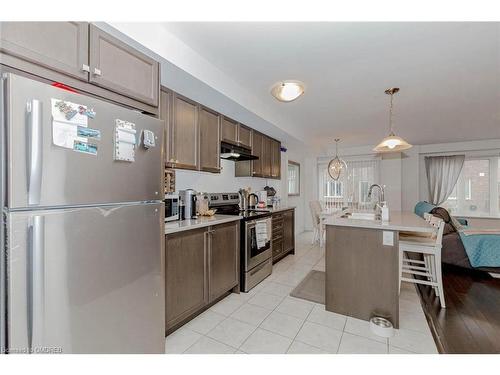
[283,209,295,252]
[209,222,239,300]
[165,221,239,333]
[271,208,295,263]
[165,228,207,331]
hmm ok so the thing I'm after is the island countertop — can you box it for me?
[324,211,434,233]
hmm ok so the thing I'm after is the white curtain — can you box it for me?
[425,155,465,205]
[318,158,380,210]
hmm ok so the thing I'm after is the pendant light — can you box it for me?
[328,139,348,180]
[373,88,412,152]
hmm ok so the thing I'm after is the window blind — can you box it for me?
[318,158,380,210]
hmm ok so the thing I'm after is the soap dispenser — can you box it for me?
[380,201,390,222]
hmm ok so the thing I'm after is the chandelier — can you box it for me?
[328,138,347,181]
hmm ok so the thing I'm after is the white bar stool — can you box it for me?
[398,216,446,308]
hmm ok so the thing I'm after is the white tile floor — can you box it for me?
[165,231,438,354]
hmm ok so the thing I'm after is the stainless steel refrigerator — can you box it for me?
[0,72,165,354]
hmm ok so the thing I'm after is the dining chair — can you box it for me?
[309,200,324,245]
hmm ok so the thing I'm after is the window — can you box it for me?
[465,178,472,200]
[443,158,499,217]
[359,181,370,203]
[318,158,380,209]
[324,180,343,198]
[287,161,300,196]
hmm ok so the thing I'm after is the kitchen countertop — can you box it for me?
[165,215,242,235]
[253,206,295,213]
[324,211,434,233]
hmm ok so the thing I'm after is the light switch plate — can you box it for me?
[383,231,394,246]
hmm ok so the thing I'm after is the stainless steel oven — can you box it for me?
[242,217,272,292]
[244,218,272,271]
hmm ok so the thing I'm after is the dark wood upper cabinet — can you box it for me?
[237,125,252,149]
[165,228,207,331]
[89,24,159,107]
[170,94,199,170]
[0,22,89,81]
[262,136,272,178]
[271,139,281,179]
[208,222,239,301]
[199,107,221,173]
[220,117,238,144]
[251,132,263,177]
[160,90,173,165]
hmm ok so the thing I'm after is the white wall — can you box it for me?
[282,147,307,235]
[175,159,271,195]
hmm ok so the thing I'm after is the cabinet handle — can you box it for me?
[93,67,102,76]
[81,64,90,72]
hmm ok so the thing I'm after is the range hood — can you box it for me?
[220,141,258,161]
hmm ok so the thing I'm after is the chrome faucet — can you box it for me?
[367,184,385,205]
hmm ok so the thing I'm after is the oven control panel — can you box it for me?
[207,192,240,207]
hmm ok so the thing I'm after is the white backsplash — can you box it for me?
[174,159,283,197]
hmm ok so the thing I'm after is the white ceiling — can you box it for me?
[163,22,500,151]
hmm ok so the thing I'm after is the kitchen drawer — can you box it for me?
[272,222,283,230]
[272,239,284,258]
[272,235,283,244]
[272,220,283,227]
[272,230,283,239]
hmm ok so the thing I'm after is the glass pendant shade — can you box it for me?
[373,132,413,152]
[373,88,412,153]
[328,139,347,180]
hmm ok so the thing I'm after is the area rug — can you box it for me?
[290,270,325,304]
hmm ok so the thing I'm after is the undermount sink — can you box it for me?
[340,212,380,221]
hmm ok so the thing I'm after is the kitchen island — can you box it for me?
[324,211,434,328]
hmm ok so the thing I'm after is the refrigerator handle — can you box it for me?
[26,99,43,206]
[27,215,45,352]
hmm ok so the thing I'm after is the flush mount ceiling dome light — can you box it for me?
[271,81,305,102]
[373,88,412,153]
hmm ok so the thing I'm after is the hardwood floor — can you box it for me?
[417,265,500,354]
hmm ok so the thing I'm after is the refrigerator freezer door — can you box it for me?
[4,73,164,210]
[6,202,165,354]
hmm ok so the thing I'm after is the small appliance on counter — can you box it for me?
[238,188,249,210]
[264,186,277,207]
[179,189,198,219]
[164,193,180,222]
[257,190,267,209]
